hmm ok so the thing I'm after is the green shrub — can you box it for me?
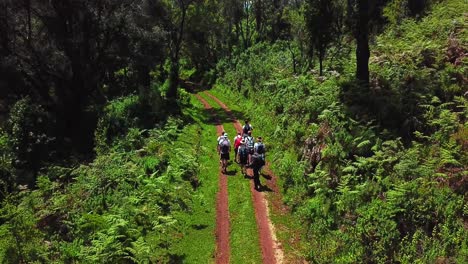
[0,195,49,263]
[95,96,140,154]
[0,131,14,198]
[7,97,54,173]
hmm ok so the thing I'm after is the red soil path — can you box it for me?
[194,94,230,264]
[204,91,284,264]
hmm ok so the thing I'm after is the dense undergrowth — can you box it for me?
[0,94,202,262]
[214,0,467,262]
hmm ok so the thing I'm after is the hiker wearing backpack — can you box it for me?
[254,137,266,172]
[244,131,255,163]
[233,132,242,163]
[237,139,249,176]
[254,137,266,157]
[242,120,253,137]
[217,133,231,173]
[249,152,264,190]
[217,131,226,144]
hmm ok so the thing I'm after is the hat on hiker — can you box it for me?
[223,133,228,137]
[241,139,245,144]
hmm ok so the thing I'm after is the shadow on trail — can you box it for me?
[206,107,246,129]
[182,103,246,129]
[261,173,272,180]
[223,169,237,176]
[257,185,273,193]
[243,175,273,192]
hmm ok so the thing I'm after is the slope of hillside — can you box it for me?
[213,0,467,262]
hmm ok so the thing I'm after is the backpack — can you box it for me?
[243,124,251,135]
[234,136,242,148]
[219,138,230,154]
[246,136,254,149]
[256,143,265,154]
[238,145,248,159]
[250,153,264,167]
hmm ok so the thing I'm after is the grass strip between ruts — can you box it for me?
[199,92,263,264]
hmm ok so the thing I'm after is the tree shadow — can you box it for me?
[191,224,208,230]
[186,94,247,129]
[223,169,237,176]
[168,253,186,263]
[206,107,246,128]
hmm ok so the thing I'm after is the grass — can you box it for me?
[171,95,219,263]
[198,92,263,264]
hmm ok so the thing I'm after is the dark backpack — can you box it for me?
[219,138,230,154]
[243,124,251,134]
[250,153,264,168]
[256,143,265,154]
[239,146,248,159]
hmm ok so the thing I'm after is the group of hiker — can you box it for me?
[217,120,266,190]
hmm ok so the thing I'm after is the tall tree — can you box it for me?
[355,0,370,83]
[347,0,370,84]
[1,0,169,152]
[166,0,195,100]
[306,0,343,75]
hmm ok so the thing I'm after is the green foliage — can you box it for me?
[0,118,200,262]
[0,131,14,198]
[213,0,468,261]
[305,0,344,74]
[1,0,466,262]
[94,93,169,155]
[0,195,49,263]
[95,96,139,154]
[7,97,54,172]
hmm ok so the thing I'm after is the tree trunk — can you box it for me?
[167,0,189,100]
[137,64,151,103]
[0,1,9,54]
[254,0,262,35]
[319,56,323,76]
[287,42,297,74]
[355,0,370,84]
[167,58,179,99]
[25,0,31,41]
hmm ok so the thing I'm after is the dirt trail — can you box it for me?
[204,91,285,264]
[194,94,230,264]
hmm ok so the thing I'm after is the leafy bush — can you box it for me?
[0,117,200,263]
[95,96,140,154]
[7,97,54,168]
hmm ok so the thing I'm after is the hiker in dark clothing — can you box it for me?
[249,152,265,190]
[242,120,253,137]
